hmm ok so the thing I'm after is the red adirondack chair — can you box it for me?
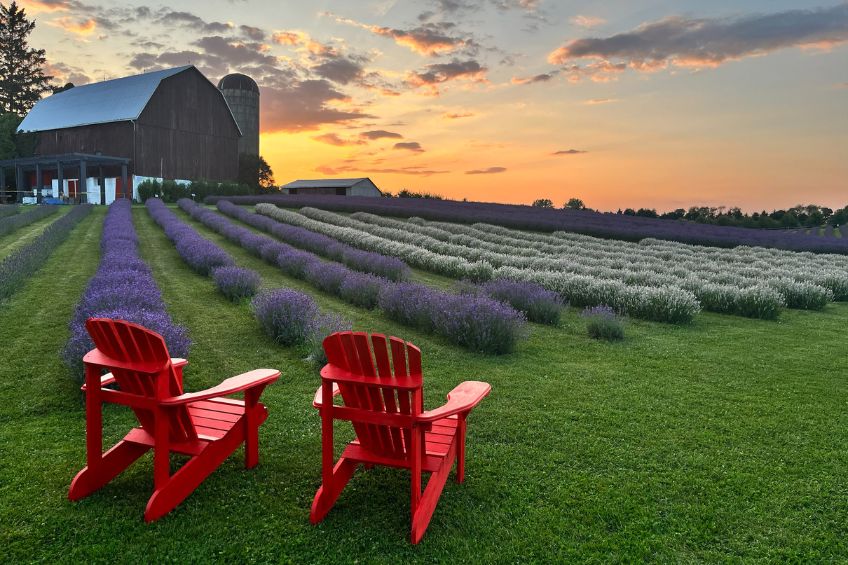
[311,331,491,544]
[69,318,280,522]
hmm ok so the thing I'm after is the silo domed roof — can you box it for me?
[218,73,259,94]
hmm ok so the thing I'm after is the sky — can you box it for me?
[17,0,848,212]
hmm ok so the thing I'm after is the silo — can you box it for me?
[218,73,260,156]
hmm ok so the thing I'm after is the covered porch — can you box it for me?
[0,153,131,204]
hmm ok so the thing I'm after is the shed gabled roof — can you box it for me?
[282,178,375,189]
[17,66,194,133]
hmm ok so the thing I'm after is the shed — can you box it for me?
[282,178,382,197]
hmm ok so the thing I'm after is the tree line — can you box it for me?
[532,198,848,229]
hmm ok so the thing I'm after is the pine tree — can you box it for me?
[0,1,52,116]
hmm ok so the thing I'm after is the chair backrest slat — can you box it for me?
[323,332,424,460]
[85,318,196,443]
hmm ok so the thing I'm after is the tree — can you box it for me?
[52,82,74,94]
[0,2,52,115]
[564,197,585,210]
[532,198,553,208]
[237,153,276,192]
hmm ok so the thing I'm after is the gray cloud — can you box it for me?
[360,130,403,140]
[313,56,365,85]
[394,141,425,152]
[262,79,374,132]
[549,4,848,70]
[466,166,507,174]
[553,149,587,155]
[407,59,487,91]
[240,25,265,41]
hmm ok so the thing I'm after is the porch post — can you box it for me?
[57,161,63,200]
[16,164,23,200]
[35,162,42,203]
[79,160,87,204]
[121,164,128,200]
[98,165,105,205]
[0,167,6,203]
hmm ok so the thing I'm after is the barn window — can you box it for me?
[336,187,346,196]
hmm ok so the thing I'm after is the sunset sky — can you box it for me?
[18,0,848,211]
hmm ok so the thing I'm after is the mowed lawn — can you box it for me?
[1,205,846,562]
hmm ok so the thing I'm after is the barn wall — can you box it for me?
[34,122,134,160]
[136,68,240,181]
[289,187,346,196]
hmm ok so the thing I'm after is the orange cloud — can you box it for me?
[324,12,465,56]
[443,111,475,119]
[18,0,70,13]
[49,17,96,36]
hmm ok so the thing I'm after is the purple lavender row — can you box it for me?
[215,199,410,281]
[177,199,527,354]
[146,198,260,301]
[0,204,92,301]
[207,194,848,255]
[61,201,189,380]
[148,199,347,362]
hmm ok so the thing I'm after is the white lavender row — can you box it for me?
[291,207,837,318]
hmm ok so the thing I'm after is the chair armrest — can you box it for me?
[160,369,280,405]
[172,358,188,369]
[80,373,117,391]
[417,381,491,424]
[313,383,341,408]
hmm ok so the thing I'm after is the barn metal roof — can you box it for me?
[282,178,373,189]
[17,66,193,133]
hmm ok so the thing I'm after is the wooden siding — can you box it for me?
[136,68,240,181]
[35,122,134,160]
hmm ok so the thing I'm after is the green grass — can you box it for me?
[0,205,846,562]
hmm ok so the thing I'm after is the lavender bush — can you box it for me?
[379,282,527,354]
[251,288,321,345]
[212,266,261,301]
[306,312,352,367]
[481,279,564,325]
[0,204,92,301]
[62,201,189,380]
[0,204,59,237]
[338,272,385,309]
[582,306,625,341]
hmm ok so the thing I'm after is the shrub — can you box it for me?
[435,293,527,354]
[338,272,384,309]
[304,261,348,294]
[582,305,625,341]
[277,247,314,279]
[378,283,438,332]
[735,286,784,320]
[212,266,261,301]
[174,237,234,275]
[306,313,352,368]
[482,279,564,325]
[251,288,320,345]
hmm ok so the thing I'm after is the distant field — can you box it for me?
[1,203,846,562]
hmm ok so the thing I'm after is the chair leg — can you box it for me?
[310,457,358,524]
[69,441,149,501]
[410,449,455,545]
[456,417,467,484]
[145,425,243,522]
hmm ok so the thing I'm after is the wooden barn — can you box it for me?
[282,178,383,197]
[1,65,241,203]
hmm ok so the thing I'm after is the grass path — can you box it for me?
[0,204,845,561]
[0,207,70,261]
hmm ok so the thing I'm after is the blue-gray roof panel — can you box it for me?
[17,66,193,133]
[283,178,371,189]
